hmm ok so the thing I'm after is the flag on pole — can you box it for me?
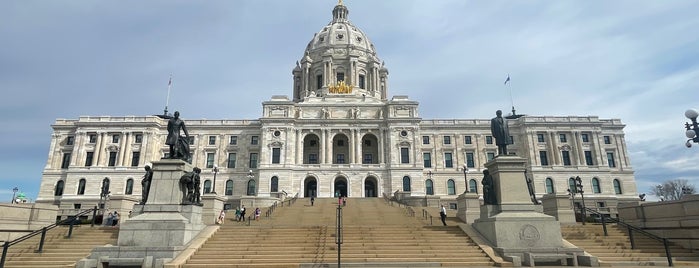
[504,75,510,85]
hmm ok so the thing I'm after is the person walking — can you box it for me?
[310,196,315,206]
[216,210,226,225]
[234,207,241,222]
[240,205,247,222]
[342,197,347,207]
[254,207,261,220]
[439,205,447,226]
[111,211,120,228]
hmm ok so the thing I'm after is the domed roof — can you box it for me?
[304,2,377,57]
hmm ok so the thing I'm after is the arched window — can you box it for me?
[447,179,456,195]
[54,180,64,196]
[77,178,86,195]
[568,177,576,193]
[425,179,434,195]
[203,180,212,194]
[402,176,411,191]
[225,180,234,196]
[125,178,134,195]
[592,177,601,193]
[613,179,622,194]
[101,178,110,197]
[271,176,279,192]
[469,179,478,193]
[545,178,554,194]
[247,179,256,196]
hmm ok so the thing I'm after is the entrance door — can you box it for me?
[364,177,377,197]
[334,179,348,197]
[304,178,317,198]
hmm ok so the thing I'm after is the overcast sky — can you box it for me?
[1,0,698,201]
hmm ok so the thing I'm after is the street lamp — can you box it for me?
[211,165,219,194]
[685,108,699,147]
[462,164,469,193]
[12,187,18,204]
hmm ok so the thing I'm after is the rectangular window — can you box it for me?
[249,153,258,168]
[400,148,410,164]
[604,136,611,144]
[358,75,366,89]
[423,152,431,168]
[581,133,589,142]
[227,153,237,168]
[559,133,567,143]
[251,136,259,145]
[206,153,215,168]
[540,151,549,166]
[61,153,71,169]
[85,152,94,167]
[336,154,345,164]
[464,136,472,144]
[134,134,143,143]
[443,136,451,145]
[272,148,281,164]
[363,154,373,164]
[422,136,430,145]
[486,152,495,161]
[112,134,119,143]
[229,136,238,145]
[486,136,493,144]
[444,152,453,168]
[562,151,571,166]
[208,136,216,145]
[89,134,97,143]
[584,151,594,166]
[466,153,475,168]
[309,154,318,164]
[537,133,545,143]
[131,152,140,167]
[336,72,345,82]
[108,152,117,167]
[66,136,75,145]
[316,75,323,89]
[607,152,616,167]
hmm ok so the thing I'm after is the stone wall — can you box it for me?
[0,203,58,241]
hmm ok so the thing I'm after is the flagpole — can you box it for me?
[508,74,515,116]
[164,74,172,116]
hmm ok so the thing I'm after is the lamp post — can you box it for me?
[685,108,699,147]
[574,176,586,225]
[12,187,18,204]
[211,165,219,194]
[462,164,469,193]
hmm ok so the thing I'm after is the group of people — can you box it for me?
[216,206,262,224]
[105,211,120,227]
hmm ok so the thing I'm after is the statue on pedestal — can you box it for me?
[482,170,497,205]
[490,110,511,156]
[166,111,190,161]
[179,167,202,206]
[140,165,153,205]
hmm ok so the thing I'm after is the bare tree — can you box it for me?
[650,179,695,201]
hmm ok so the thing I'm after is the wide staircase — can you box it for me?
[1,226,118,268]
[183,198,494,267]
[562,223,699,266]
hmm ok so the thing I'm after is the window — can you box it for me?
[208,136,216,145]
[540,151,549,166]
[188,136,195,145]
[310,140,318,147]
[89,134,97,143]
[363,154,373,164]
[422,136,430,144]
[135,134,143,143]
[469,179,478,193]
[108,152,117,167]
[597,202,605,208]
[316,75,323,89]
[584,151,593,166]
[425,179,434,195]
[227,153,237,168]
[400,148,409,164]
[54,180,65,196]
[337,140,344,146]
[466,153,475,168]
[247,180,256,195]
[125,179,134,195]
[464,136,472,144]
[336,154,345,164]
[358,74,366,89]
[423,152,431,168]
[568,178,576,193]
[336,72,344,82]
[271,176,279,192]
[74,204,81,209]
[112,134,119,143]
[443,136,451,145]
[444,152,453,168]
[364,139,371,146]
[486,136,493,144]
[204,180,212,194]
[545,178,554,194]
[537,133,545,143]
[604,136,611,144]
[206,153,215,168]
[272,148,281,164]
[581,133,589,142]
[402,176,411,191]
[613,179,622,194]
[77,179,86,195]
[61,153,71,169]
[592,178,601,193]
[486,152,495,161]
[251,136,259,145]
[559,133,567,142]
[447,179,456,195]
[229,136,238,145]
[249,153,258,168]
[85,152,94,167]
[66,136,75,145]
[131,152,140,167]
[309,154,318,164]
[225,180,234,196]
[607,152,616,167]
[562,151,571,166]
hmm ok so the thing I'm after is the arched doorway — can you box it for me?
[364,177,378,197]
[304,177,317,198]
[334,177,348,197]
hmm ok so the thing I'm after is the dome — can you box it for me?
[304,3,377,57]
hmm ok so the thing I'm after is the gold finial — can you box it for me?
[338,0,343,5]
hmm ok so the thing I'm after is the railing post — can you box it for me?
[663,238,673,266]
[1,241,9,268]
[627,225,635,249]
[91,206,97,227]
[430,216,433,226]
[247,216,251,226]
[35,227,47,253]
[601,214,608,236]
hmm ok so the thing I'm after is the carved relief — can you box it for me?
[519,224,541,247]
[559,144,572,151]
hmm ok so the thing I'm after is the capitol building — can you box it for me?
[36,2,638,219]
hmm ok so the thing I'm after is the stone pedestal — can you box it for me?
[541,193,576,224]
[78,159,206,268]
[201,194,226,225]
[456,192,480,224]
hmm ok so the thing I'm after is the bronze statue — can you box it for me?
[166,111,190,161]
[490,110,511,156]
[179,167,202,205]
[482,170,497,205]
[140,165,153,205]
[525,171,541,204]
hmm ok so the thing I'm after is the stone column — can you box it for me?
[349,129,356,164]
[296,129,302,164]
[95,132,105,166]
[326,129,333,164]
[320,130,326,164]
[378,128,385,164]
